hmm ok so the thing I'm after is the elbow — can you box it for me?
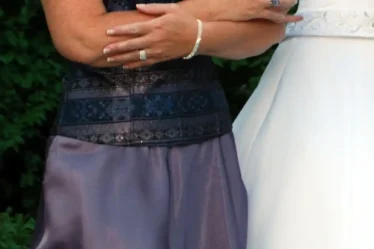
[50,33,102,66]
[217,49,265,61]
[275,24,287,43]
[54,41,99,66]
[227,46,272,60]
[55,46,95,65]
[234,25,286,60]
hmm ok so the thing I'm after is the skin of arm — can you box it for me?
[41,0,287,67]
[200,20,285,60]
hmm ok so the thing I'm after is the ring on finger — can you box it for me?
[139,49,147,61]
[270,0,280,7]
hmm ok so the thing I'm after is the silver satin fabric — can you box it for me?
[30,133,247,249]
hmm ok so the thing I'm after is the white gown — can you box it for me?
[233,0,374,248]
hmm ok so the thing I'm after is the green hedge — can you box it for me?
[0,0,64,154]
[0,0,65,219]
[0,1,279,248]
[0,209,35,249]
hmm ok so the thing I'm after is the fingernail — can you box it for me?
[136,4,146,7]
[107,57,114,62]
[123,65,128,70]
[103,48,111,54]
[107,29,115,35]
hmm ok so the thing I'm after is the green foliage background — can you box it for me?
[0,1,281,248]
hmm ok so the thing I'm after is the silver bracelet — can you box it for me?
[183,19,203,60]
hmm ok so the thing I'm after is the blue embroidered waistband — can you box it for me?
[52,67,232,146]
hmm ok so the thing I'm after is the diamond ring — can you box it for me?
[139,50,147,61]
[270,0,280,7]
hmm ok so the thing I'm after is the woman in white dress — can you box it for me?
[233,0,374,249]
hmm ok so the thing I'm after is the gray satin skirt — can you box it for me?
[30,132,247,249]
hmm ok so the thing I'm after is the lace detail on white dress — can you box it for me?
[297,0,339,10]
[286,10,374,38]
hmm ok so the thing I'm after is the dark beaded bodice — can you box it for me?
[52,0,232,146]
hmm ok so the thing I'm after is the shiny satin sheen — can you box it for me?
[233,0,374,248]
[30,133,247,249]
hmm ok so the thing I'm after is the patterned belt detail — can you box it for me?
[286,10,374,38]
[53,67,232,146]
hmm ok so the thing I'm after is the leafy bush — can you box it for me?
[0,209,35,249]
[0,0,64,155]
[0,0,65,214]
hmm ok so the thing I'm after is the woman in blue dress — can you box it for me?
[30,0,300,249]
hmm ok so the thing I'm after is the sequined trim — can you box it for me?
[64,67,219,98]
[54,112,232,146]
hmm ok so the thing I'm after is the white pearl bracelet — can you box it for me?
[183,19,203,60]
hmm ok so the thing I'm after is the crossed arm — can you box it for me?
[41,0,291,68]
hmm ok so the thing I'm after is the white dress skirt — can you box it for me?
[233,0,374,248]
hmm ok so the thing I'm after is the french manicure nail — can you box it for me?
[103,48,111,54]
[107,29,115,35]
[107,57,114,62]
[136,4,146,7]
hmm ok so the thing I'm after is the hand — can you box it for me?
[103,4,198,69]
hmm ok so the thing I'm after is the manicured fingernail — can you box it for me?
[107,29,115,35]
[123,65,128,69]
[103,48,111,54]
[136,4,146,7]
[107,57,114,62]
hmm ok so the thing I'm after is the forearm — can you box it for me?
[49,11,153,67]
[199,20,286,60]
